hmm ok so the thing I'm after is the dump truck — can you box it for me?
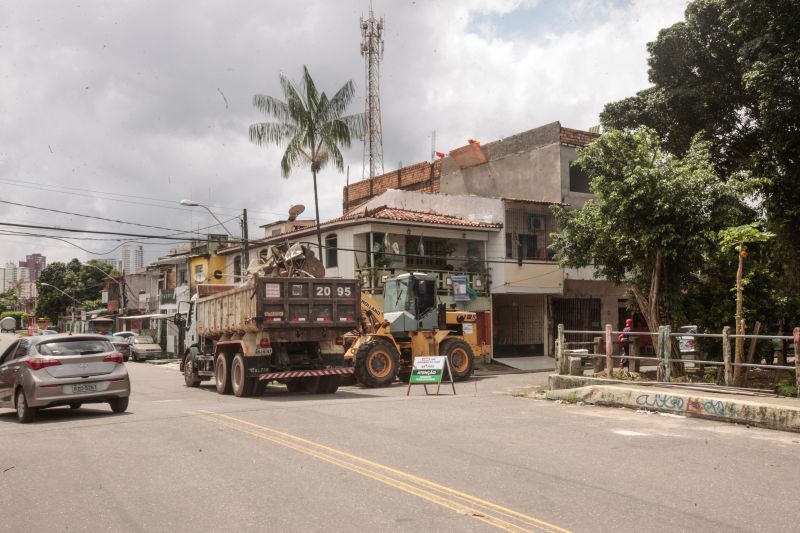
[178,274,360,397]
[345,272,477,387]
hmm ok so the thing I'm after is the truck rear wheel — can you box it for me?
[303,375,339,394]
[441,339,475,381]
[354,339,399,388]
[231,353,255,397]
[215,352,233,395]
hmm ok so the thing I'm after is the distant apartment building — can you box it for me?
[96,258,122,272]
[120,245,144,274]
[18,253,46,281]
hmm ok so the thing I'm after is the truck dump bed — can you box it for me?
[196,276,360,338]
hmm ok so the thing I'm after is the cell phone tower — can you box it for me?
[360,3,384,179]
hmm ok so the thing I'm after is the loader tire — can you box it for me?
[232,353,254,397]
[215,352,233,395]
[354,339,399,388]
[441,339,475,382]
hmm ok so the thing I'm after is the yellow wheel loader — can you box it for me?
[344,273,479,387]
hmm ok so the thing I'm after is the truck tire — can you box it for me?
[286,380,304,393]
[215,352,233,395]
[184,352,200,388]
[397,369,412,383]
[441,338,475,381]
[231,353,255,397]
[354,339,399,388]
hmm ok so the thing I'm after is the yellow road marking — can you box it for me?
[192,410,571,533]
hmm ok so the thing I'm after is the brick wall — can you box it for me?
[342,160,441,211]
[559,127,600,147]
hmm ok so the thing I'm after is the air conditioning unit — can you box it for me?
[529,215,544,231]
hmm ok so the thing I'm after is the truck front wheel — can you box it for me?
[184,352,200,388]
[215,353,233,395]
[231,353,255,397]
[354,339,399,388]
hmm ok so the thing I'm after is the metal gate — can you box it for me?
[551,298,601,349]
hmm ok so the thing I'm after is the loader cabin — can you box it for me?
[381,273,445,336]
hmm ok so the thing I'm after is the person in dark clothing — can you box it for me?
[617,318,633,369]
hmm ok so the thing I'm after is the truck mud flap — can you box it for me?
[258,368,355,381]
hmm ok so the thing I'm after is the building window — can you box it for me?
[233,256,242,278]
[569,161,591,193]
[406,237,446,269]
[194,264,204,282]
[505,234,538,260]
[325,234,338,268]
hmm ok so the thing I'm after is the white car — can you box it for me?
[677,325,698,354]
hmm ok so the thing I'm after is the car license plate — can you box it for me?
[72,383,98,394]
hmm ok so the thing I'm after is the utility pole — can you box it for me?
[241,208,250,272]
[360,2,385,179]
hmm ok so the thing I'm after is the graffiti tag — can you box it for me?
[635,394,684,410]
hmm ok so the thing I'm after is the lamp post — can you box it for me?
[180,199,249,275]
[39,282,81,332]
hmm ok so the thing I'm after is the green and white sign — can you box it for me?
[409,356,446,384]
[406,356,456,396]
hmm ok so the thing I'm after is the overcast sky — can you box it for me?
[0,0,688,267]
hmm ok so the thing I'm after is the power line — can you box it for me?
[0,176,297,219]
[0,221,246,243]
[0,199,196,233]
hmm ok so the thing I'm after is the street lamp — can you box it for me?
[180,199,249,273]
[40,282,81,331]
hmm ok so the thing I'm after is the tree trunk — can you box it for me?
[733,249,745,386]
[311,167,323,262]
[630,249,684,377]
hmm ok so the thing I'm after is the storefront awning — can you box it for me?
[119,314,173,320]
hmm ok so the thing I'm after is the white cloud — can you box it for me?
[0,0,688,266]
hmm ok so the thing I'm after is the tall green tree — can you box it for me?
[550,129,745,361]
[719,223,774,385]
[35,260,114,322]
[600,0,800,300]
[249,65,364,255]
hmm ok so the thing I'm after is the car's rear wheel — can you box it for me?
[16,389,36,423]
[69,403,82,410]
[109,397,128,413]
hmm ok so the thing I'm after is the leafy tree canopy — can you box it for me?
[600,0,800,290]
[550,128,747,331]
[35,260,114,322]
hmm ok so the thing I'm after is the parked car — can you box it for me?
[33,329,59,336]
[0,333,130,423]
[109,335,132,362]
[677,325,699,354]
[128,335,163,362]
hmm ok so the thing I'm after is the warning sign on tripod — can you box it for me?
[406,356,456,396]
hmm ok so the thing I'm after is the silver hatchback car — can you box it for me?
[0,334,130,423]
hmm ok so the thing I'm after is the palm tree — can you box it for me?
[249,65,364,256]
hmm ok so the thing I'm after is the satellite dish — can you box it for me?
[287,204,305,221]
[194,271,207,283]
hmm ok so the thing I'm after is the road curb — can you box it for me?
[545,383,800,433]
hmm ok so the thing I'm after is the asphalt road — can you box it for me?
[1,362,799,532]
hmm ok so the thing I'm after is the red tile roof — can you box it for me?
[335,205,502,228]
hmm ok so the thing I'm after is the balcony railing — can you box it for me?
[160,288,176,306]
[355,267,488,296]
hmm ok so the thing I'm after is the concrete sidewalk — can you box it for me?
[547,375,800,433]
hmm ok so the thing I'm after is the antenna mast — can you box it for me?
[360,3,384,179]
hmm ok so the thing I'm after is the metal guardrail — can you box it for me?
[555,324,800,397]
